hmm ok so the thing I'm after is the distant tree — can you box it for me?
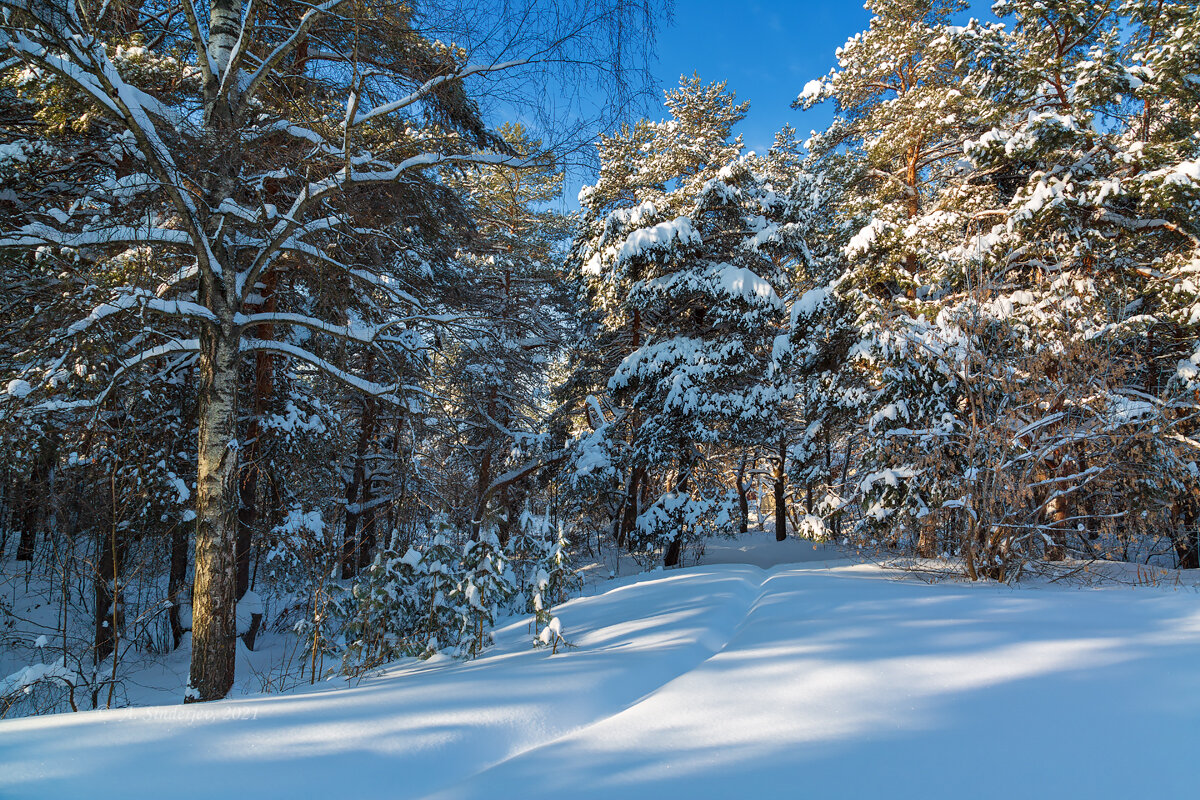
[570,77,794,564]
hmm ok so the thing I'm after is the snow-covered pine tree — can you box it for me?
[572,77,792,565]
[792,0,1200,573]
[796,0,990,558]
[452,531,515,657]
[434,123,572,543]
[411,527,463,655]
[343,544,425,673]
[944,0,1200,569]
[798,0,984,301]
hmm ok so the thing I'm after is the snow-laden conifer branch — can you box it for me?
[234,312,414,344]
[121,339,202,368]
[1,13,220,277]
[240,152,530,293]
[480,449,571,504]
[15,338,200,416]
[0,223,194,250]
[1097,211,1200,249]
[240,338,405,405]
[154,264,200,297]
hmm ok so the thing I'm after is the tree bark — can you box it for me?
[188,320,241,702]
[470,449,491,541]
[1044,495,1069,561]
[15,475,36,561]
[664,466,688,568]
[1043,457,1071,562]
[618,466,643,549]
[663,533,683,567]
[774,435,787,542]
[168,523,189,649]
[94,522,126,664]
[16,441,53,561]
[1175,532,1199,570]
[237,269,277,598]
[342,366,378,575]
[736,455,750,535]
[470,386,500,542]
[916,527,938,558]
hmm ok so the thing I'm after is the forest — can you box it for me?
[1,0,1198,735]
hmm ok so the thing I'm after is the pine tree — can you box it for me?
[570,77,793,564]
[452,531,515,657]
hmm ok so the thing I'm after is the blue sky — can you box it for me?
[649,1,998,153]
[548,2,874,207]
[651,2,874,154]
[545,1,998,206]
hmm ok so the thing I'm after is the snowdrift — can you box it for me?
[1,560,1197,799]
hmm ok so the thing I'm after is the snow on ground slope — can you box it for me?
[1,553,1198,799]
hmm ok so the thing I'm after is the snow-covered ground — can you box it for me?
[2,533,1198,799]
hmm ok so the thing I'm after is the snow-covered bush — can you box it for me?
[452,533,516,658]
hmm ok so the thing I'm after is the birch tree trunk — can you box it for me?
[189,319,241,700]
[181,0,247,703]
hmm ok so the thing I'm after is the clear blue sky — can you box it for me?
[549,2,875,207]
[547,1,997,206]
[649,1,997,153]
[652,2,874,154]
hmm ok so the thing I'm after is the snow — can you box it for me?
[1158,158,1200,188]
[0,660,82,698]
[2,539,1197,799]
[616,216,701,264]
[235,592,263,635]
[798,78,823,103]
[844,217,889,258]
[5,379,32,398]
[713,263,780,306]
[791,286,830,327]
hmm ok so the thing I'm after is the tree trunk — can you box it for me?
[1043,457,1071,562]
[663,534,683,567]
[342,394,376,577]
[15,475,36,561]
[188,321,241,702]
[1175,504,1199,570]
[471,446,492,542]
[168,523,189,649]
[94,523,126,664]
[774,435,787,542]
[16,442,54,561]
[471,386,501,541]
[618,466,642,548]
[1044,494,1069,562]
[735,454,750,535]
[1176,533,1199,570]
[823,427,836,539]
[237,269,277,597]
[916,527,938,558]
[664,466,688,568]
[207,0,243,77]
